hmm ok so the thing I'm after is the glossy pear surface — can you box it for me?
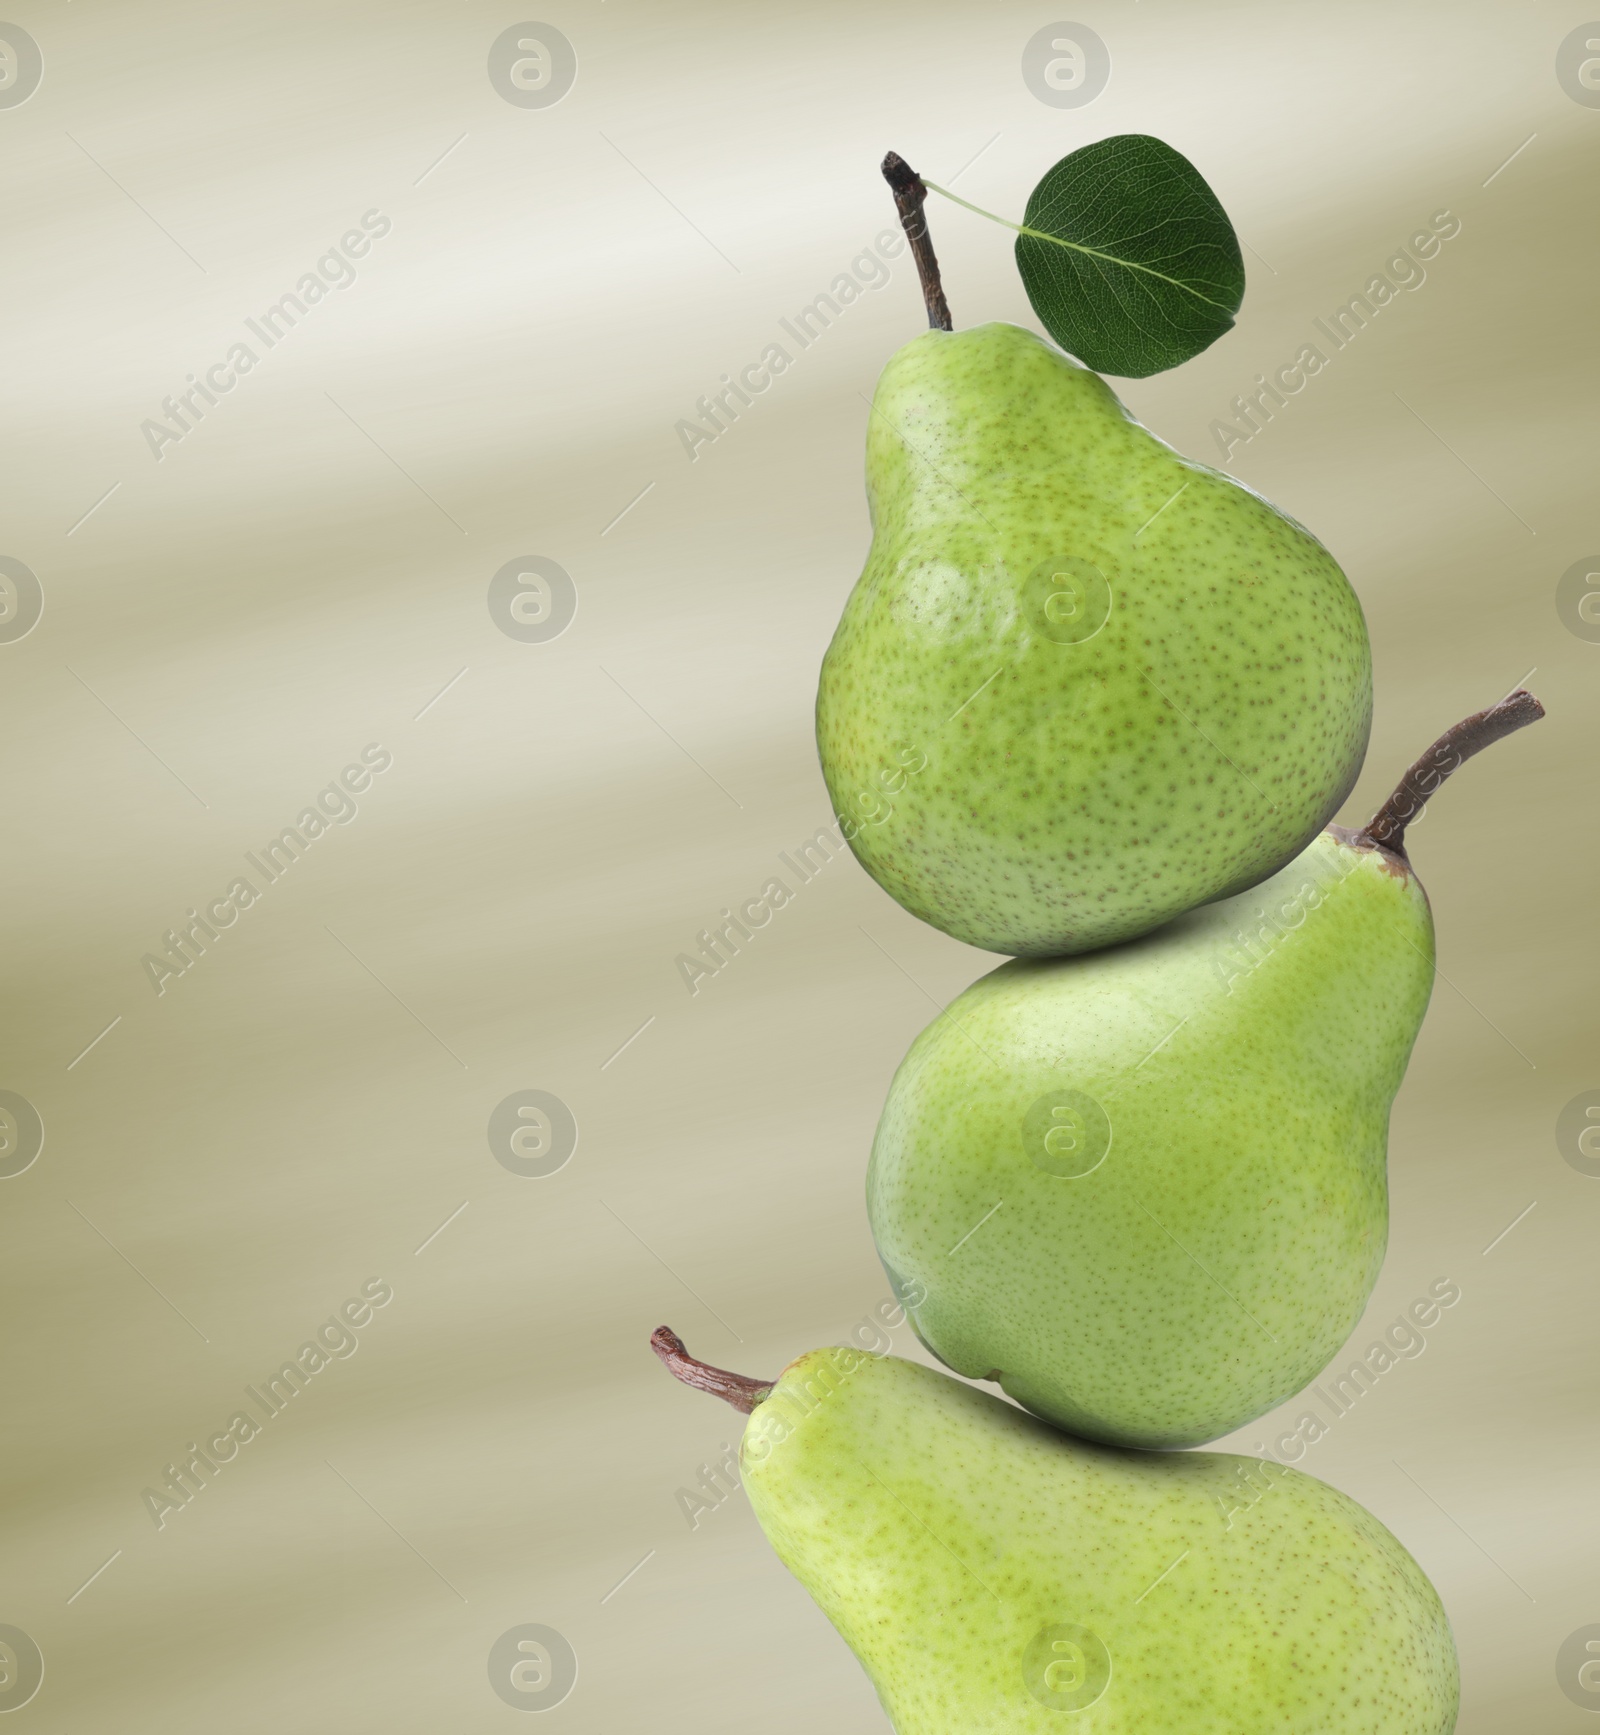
[816,321,1371,956]
[741,1347,1458,1733]
[868,827,1433,1448]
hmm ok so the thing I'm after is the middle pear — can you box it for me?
[867,824,1436,1450]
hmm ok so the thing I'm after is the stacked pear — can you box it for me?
[867,690,1541,1448]
[654,1330,1460,1735]
[816,321,1372,957]
[649,153,1547,1732]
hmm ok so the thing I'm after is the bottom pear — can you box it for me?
[655,1331,1459,1733]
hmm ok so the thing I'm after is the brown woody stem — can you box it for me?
[882,152,953,331]
[651,1326,773,1414]
[1361,688,1545,856]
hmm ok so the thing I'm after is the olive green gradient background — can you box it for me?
[0,2,1594,1730]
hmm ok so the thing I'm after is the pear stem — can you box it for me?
[651,1326,773,1414]
[1361,688,1545,856]
[882,152,953,332]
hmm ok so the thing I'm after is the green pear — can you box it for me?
[816,320,1372,956]
[653,1329,1459,1733]
[868,693,1543,1448]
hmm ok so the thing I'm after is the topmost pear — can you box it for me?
[816,322,1371,956]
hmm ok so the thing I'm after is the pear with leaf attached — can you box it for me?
[817,317,1372,957]
[867,692,1543,1448]
[653,1329,1459,1734]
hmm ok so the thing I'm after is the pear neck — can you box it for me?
[651,1327,774,1414]
[1357,689,1543,858]
[882,153,953,332]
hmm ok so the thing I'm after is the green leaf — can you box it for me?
[1011,134,1244,378]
